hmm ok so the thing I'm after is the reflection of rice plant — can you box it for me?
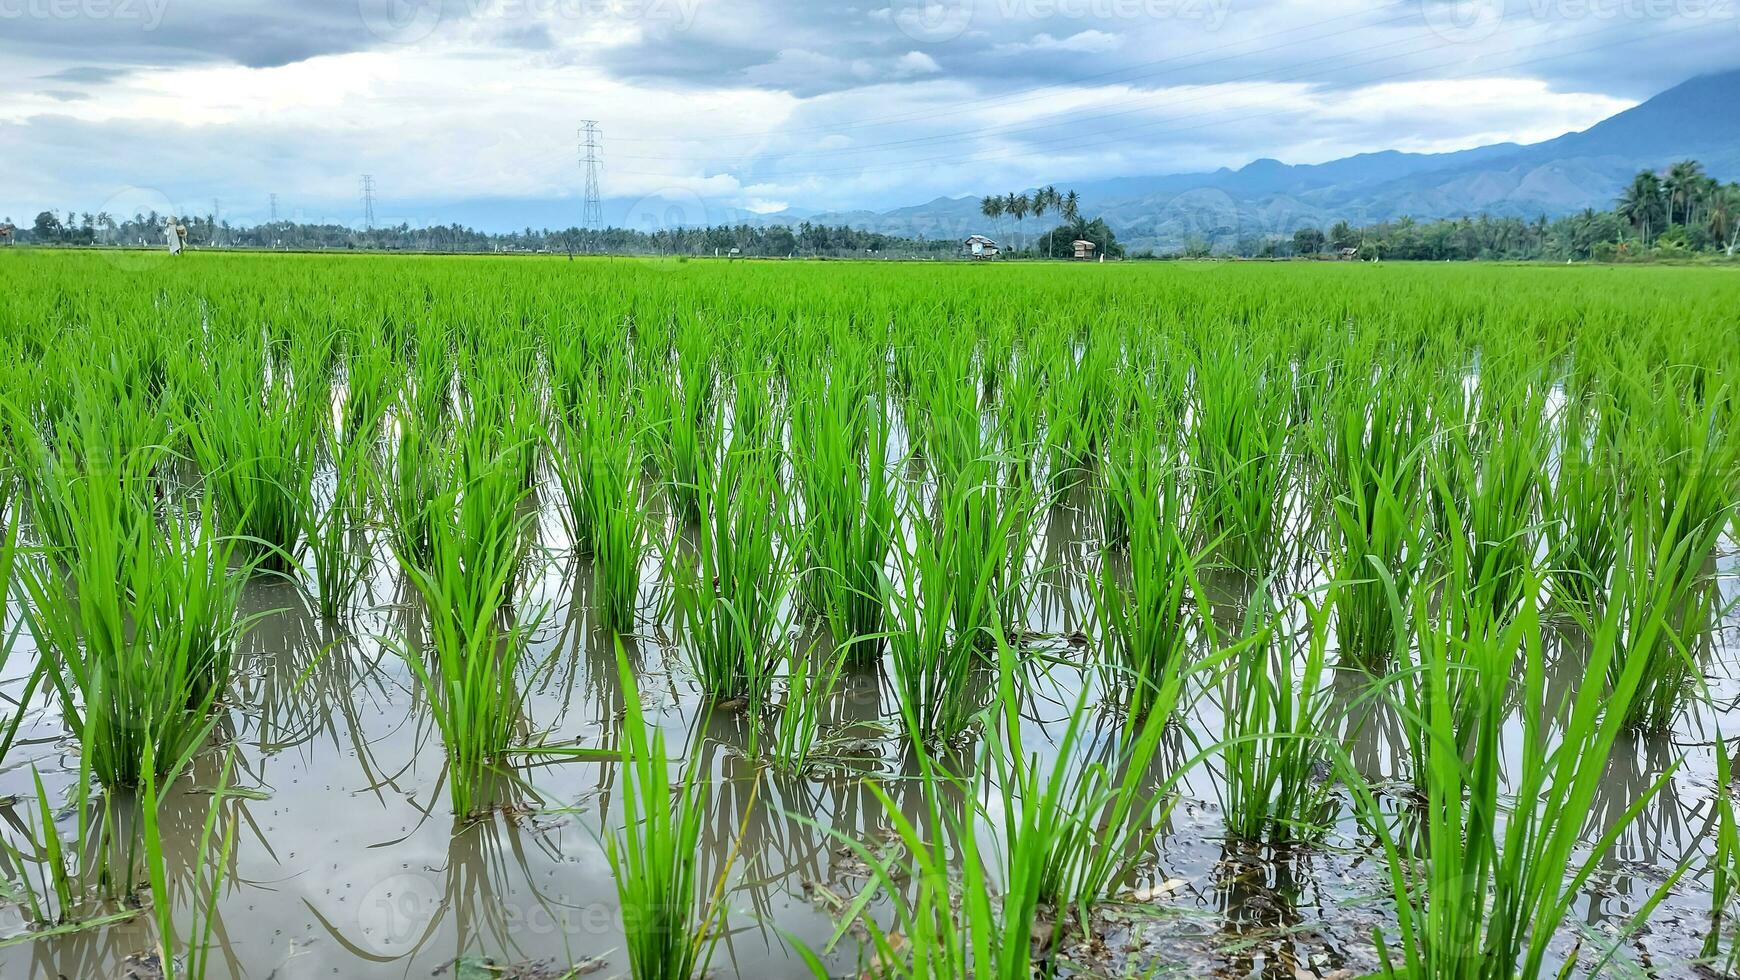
[143,750,240,980]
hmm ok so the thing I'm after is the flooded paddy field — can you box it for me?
[0,252,1737,980]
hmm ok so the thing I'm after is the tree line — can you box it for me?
[1209,159,1737,262]
[5,210,963,258]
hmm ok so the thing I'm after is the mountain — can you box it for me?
[787,69,1740,251]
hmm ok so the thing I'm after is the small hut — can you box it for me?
[1071,239,1097,261]
[963,235,999,259]
[1338,246,1360,260]
[0,223,14,245]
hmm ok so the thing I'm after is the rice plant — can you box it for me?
[669,429,795,712]
[1349,572,1686,980]
[791,358,894,654]
[16,486,253,789]
[1190,343,1292,573]
[1216,588,1338,845]
[1089,439,1201,720]
[607,642,735,980]
[392,427,538,816]
[1321,358,1430,662]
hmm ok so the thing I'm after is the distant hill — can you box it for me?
[787,69,1740,251]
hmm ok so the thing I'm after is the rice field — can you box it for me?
[0,250,1737,980]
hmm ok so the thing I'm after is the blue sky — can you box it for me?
[1,0,1733,228]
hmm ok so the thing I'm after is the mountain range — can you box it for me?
[778,68,1740,251]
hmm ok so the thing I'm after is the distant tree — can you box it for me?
[1007,193,1030,252]
[979,195,1004,243]
[1292,227,1326,255]
[1663,160,1704,226]
[1328,220,1357,251]
[1061,190,1081,227]
[33,211,62,242]
[1618,171,1666,243]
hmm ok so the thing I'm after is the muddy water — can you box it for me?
[1,490,1737,980]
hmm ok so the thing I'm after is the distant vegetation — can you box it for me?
[8,160,1734,263]
[1172,159,1739,262]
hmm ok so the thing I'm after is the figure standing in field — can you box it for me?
[165,217,187,255]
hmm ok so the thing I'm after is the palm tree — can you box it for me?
[1062,190,1082,228]
[1007,192,1030,254]
[980,195,1004,247]
[1663,160,1704,226]
[1710,182,1740,256]
[1617,171,1665,244]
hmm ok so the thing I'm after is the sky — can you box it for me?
[0,0,1734,230]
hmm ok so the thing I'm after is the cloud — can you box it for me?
[0,0,1730,226]
[993,30,1124,55]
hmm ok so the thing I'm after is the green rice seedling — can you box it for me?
[1189,343,1292,573]
[1216,589,1338,845]
[299,389,383,619]
[181,331,324,572]
[1089,441,1202,720]
[141,748,239,980]
[393,432,538,816]
[670,432,795,713]
[802,752,1033,980]
[883,501,981,748]
[1349,572,1685,980]
[989,628,1196,917]
[1703,737,1739,973]
[380,386,451,565]
[1543,382,1620,612]
[771,633,847,776]
[608,642,737,980]
[17,487,253,789]
[1322,359,1431,662]
[791,359,894,653]
[1605,473,1723,734]
[1429,375,1549,622]
[583,377,650,634]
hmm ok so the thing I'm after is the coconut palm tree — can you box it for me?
[1007,192,1030,254]
[1663,160,1704,226]
[980,195,1005,247]
[1617,171,1665,244]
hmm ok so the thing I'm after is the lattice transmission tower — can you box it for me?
[578,121,603,251]
[361,174,377,230]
